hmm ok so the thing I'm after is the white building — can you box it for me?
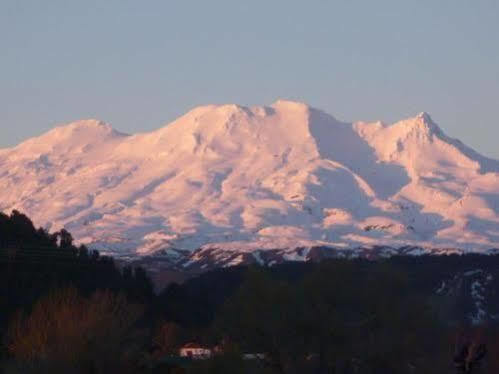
[179,343,212,359]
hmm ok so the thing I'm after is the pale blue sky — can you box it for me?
[1,1,498,158]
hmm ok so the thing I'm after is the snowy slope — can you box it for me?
[1,101,498,261]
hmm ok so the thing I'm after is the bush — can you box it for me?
[4,287,145,373]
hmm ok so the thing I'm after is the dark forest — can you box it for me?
[1,210,498,373]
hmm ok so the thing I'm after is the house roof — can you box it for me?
[181,342,209,349]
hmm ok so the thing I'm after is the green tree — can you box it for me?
[217,261,447,374]
[217,267,307,373]
[57,229,74,249]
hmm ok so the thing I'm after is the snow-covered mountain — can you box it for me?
[1,100,498,264]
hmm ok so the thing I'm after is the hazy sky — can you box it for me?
[1,1,498,158]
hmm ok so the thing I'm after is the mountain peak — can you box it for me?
[413,112,441,134]
[389,112,443,141]
[272,99,310,112]
[43,119,128,140]
[2,101,498,259]
[173,104,252,126]
[8,119,127,156]
[55,119,117,133]
[68,118,107,127]
[416,111,431,120]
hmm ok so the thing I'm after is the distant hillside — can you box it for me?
[158,254,499,329]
